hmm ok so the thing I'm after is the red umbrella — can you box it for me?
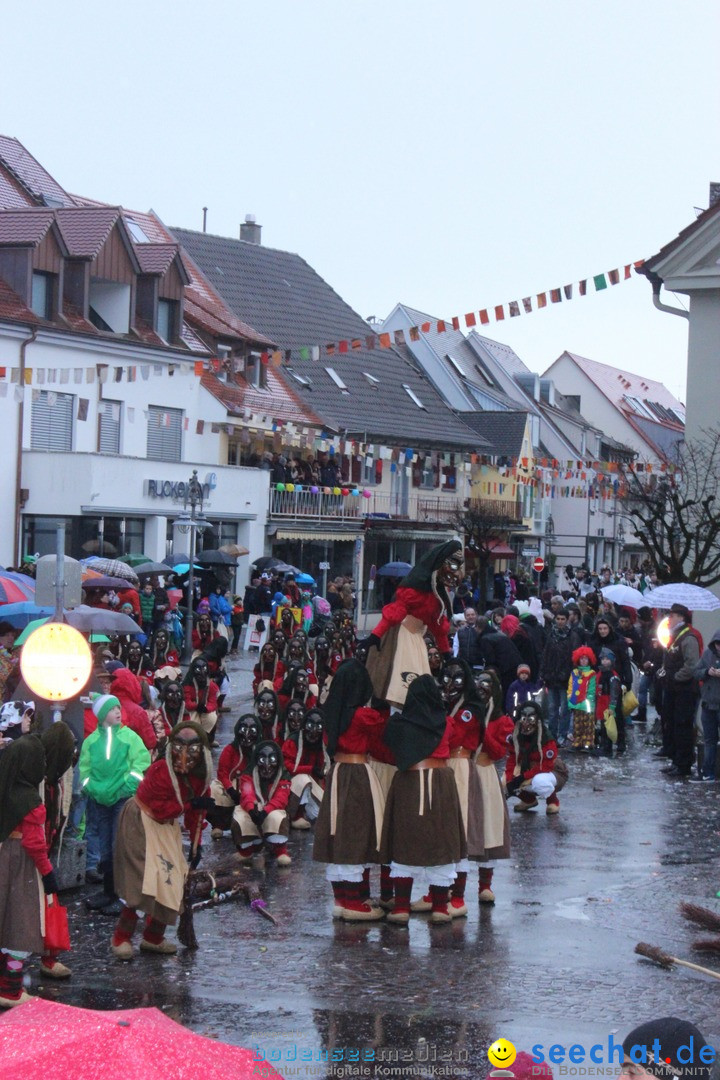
[0,999,285,1079]
[0,572,35,605]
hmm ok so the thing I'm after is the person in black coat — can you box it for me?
[588,615,632,688]
[476,618,522,699]
[539,610,580,744]
[455,609,484,668]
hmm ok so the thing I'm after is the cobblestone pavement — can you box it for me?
[34,651,720,1076]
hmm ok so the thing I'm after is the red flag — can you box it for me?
[465,312,476,328]
[378,333,391,348]
[451,316,460,331]
[260,352,269,365]
[436,320,446,333]
[494,305,504,321]
[550,289,562,303]
[338,340,349,353]
[194,360,205,376]
[608,268,620,285]
[421,322,431,333]
[634,259,645,269]
[351,338,362,350]
[537,293,547,308]
[579,280,587,296]
[479,309,489,325]
[409,326,420,342]
[624,264,632,279]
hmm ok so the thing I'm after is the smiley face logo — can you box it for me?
[488,1039,517,1069]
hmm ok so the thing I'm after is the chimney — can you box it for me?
[240,214,262,244]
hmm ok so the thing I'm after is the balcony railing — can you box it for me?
[268,488,463,524]
[466,497,525,525]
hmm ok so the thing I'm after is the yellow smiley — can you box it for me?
[488,1039,517,1069]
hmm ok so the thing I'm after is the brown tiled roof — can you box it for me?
[135,243,180,276]
[0,208,56,246]
[201,370,322,427]
[59,301,98,335]
[184,291,275,347]
[0,170,35,210]
[180,322,210,353]
[0,136,76,208]
[54,207,122,259]
[0,278,42,325]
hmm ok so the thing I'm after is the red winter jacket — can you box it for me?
[239,772,290,814]
[281,736,326,779]
[483,715,514,761]
[18,805,54,877]
[505,737,559,782]
[217,744,250,789]
[252,660,285,697]
[447,701,483,754]
[135,759,209,841]
[110,668,157,751]
[117,588,141,617]
[183,679,219,715]
[372,587,452,654]
[336,706,386,755]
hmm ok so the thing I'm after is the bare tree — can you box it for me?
[451,499,519,605]
[619,428,720,586]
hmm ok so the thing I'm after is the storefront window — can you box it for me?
[23,515,145,559]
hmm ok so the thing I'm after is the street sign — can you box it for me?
[522,549,540,557]
[318,561,330,570]
[532,557,545,574]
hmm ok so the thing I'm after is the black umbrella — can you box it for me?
[134,561,172,576]
[196,549,237,567]
[252,556,300,575]
[163,553,192,568]
[65,606,142,635]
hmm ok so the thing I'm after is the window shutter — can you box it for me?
[147,405,182,462]
[99,400,121,454]
[30,392,73,451]
[351,456,361,483]
[411,461,422,487]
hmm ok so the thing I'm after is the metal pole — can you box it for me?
[54,522,65,621]
[184,513,196,665]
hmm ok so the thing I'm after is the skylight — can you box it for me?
[125,218,150,244]
[403,384,426,409]
[363,372,380,388]
[325,367,349,393]
[288,369,311,388]
[624,395,655,420]
[448,355,466,377]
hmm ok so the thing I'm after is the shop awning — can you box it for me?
[275,528,363,541]
[488,540,517,557]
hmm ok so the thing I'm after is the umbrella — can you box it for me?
[600,584,645,609]
[219,543,250,557]
[0,602,56,629]
[377,561,412,578]
[81,539,118,556]
[65,606,142,635]
[81,576,133,591]
[0,998,283,1080]
[163,553,192,568]
[82,558,140,587]
[196,549,237,567]
[117,553,154,567]
[167,563,201,575]
[646,583,720,612]
[0,573,35,604]
[14,618,53,646]
[251,556,292,573]
[133,561,171,576]
[296,572,316,585]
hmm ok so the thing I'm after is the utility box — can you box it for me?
[35,555,83,609]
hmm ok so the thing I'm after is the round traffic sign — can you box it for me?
[532,557,545,574]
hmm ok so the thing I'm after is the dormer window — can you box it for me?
[157,299,176,342]
[89,280,130,334]
[31,272,53,319]
[244,351,268,390]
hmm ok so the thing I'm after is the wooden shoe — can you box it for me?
[478,887,496,903]
[291,817,311,830]
[385,909,410,925]
[410,894,432,913]
[40,960,71,979]
[140,938,177,954]
[449,897,468,918]
[341,901,385,922]
[211,828,223,840]
[378,897,395,911]
[513,797,538,812]
[276,852,292,867]
[111,941,134,960]
[546,800,560,814]
[430,909,452,924]
[0,990,33,1008]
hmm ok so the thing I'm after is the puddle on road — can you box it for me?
[554,896,591,922]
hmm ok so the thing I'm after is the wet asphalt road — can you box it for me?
[32,653,720,1077]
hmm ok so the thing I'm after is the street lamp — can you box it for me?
[544,513,557,583]
[175,470,208,665]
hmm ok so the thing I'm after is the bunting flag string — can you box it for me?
[253,258,644,364]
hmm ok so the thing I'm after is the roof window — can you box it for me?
[363,372,380,388]
[288,369,312,388]
[125,218,150,243]
[403,384,426,409]
[325,367,349,394]
[448,355,466,378]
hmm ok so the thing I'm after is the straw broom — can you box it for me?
[678,903,720,954]
[634,942,720,981]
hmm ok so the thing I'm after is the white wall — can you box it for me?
[685,291,720,444]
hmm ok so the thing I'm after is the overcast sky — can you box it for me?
[3,1,718,400]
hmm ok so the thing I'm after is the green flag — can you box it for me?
[593,273,607,291]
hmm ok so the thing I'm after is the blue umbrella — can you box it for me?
[377,562,412,578]
[0,602,58,628]
[168,563,202,575]
[296,572,316,585]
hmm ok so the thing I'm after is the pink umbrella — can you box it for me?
[0,999,285,1079]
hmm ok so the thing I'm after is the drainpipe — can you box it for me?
[650,277,689,320]
[14,327,38,566]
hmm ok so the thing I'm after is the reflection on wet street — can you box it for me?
[35,655,720,1077]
